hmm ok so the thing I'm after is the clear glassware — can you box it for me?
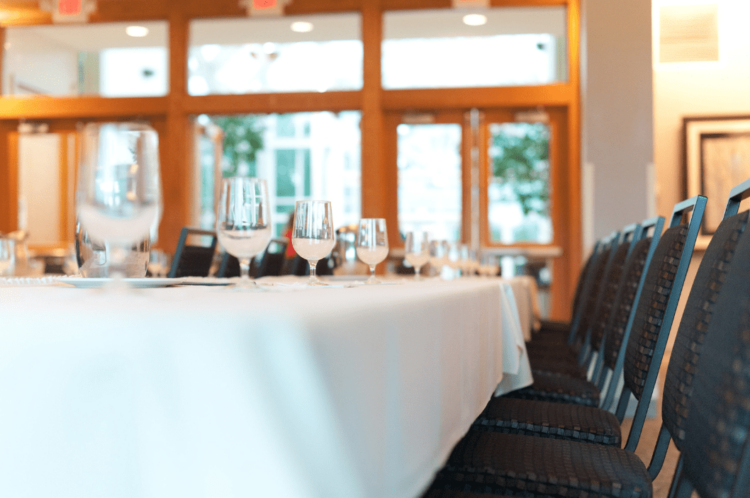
[292,200,336,286]
[356,218,389,284]
[76,122,161,283]
[216,177,272,287]
[428,239,446,278]
[0,238,15,276]
[405,231,430,279]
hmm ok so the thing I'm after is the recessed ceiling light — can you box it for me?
[126,25,149,37]
[291,21,314,33]
[463,14,487,26]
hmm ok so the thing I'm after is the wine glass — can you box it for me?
[356,218,389,284]
[216,177,272,287]
[77,122,161,282]
[0,238,14,276]
[404,231,429,279]
[428,240,443,278]
[292,200,336,286]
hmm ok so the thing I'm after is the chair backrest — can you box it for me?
[569,239,602,317]
[675,218,750,497]
[590,219,663,385]
[257,238,288,278]
[566,234,620,347]
[616,196,706,452]
[168,227,217,278]
[599,217,666,411]
[662,210,749,452]
[586,224,642,360]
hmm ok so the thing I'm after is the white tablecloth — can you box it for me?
[0,277,532,498]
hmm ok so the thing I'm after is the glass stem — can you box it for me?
[240,258,251,280]
[309,261,317,280]
[415,266,421,279]
[370,265,376,278]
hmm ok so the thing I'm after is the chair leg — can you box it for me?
[647,424,672,479]
[667,455,687,498]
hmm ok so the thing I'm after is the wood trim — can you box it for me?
[0,127,18,234]
[556,0,581,320]
[383,85,574,111]
[58,132,69,243]
[383,111,400,247]
[183,92,362,115]
[0,97,169,120]
[360,0,386,221]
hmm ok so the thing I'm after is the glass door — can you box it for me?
[385,111,469,247]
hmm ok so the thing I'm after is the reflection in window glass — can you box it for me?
[189,14,362,95]
[4,22,168,97]
[488,122,552,244]
[197,112,361,237]
[398,124,462,241]
[383,7,566,89]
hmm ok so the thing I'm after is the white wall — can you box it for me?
[18,134,62,246]
[653,0,750,217]
[581,0,654,250]
[653,0,750,351]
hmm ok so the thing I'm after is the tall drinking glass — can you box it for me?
[292,200,336,286]
[0,238,14,276]
[216,177,272,287]
[404,231,429,279]
[76,122,161,282]
[357,218,389,284]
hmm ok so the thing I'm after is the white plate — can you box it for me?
[56,278,182,289]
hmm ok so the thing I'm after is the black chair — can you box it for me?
[427,196,706,497]
[527,222,651,378]
[217,238,289,278]
[669,193,750,496]
[168,228,217,278]
[510,216,668,408]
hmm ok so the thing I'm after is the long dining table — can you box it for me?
[0,276,533,498]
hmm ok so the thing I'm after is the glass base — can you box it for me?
[365,276,382,285]
[307,275,328,287]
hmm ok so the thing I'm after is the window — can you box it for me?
[382,7,567,90]
[189,13,362,95]
[487,122,552,244]
[4,21,168,97]
[196,112,361,237]
[397,123,463,241]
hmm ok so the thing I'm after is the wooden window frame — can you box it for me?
[0,0,580,319]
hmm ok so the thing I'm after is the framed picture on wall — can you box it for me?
[684,115,750,246]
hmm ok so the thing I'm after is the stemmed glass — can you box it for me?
[429,240,445,278]
[404,231,429,279]
[357,218,389,284]
[216,177,272,287]
[292,200,336,286]
[0,238,14,276]
[77,122,161,283]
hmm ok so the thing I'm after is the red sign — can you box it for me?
[58,0,82,16]
[253,0,276,9]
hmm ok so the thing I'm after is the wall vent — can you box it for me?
[659,4,719,63]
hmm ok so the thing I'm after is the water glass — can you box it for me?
[216,177,272,286]
[356,218,388,284]
[0,238,14,276]
[292,200,336,286]
[76,122,161,281]
[404,231,430,279]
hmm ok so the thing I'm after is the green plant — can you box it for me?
[213,115,265,177]
[491,123,550,216]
